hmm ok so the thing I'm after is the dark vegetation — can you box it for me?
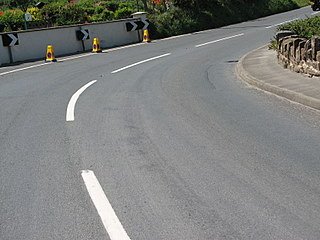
[0,0,310,38]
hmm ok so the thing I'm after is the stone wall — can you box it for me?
[277,34,320,76]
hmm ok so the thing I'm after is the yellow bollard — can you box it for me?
[92,38,102,53]
[143,29,151,43]
[46,45,56,62]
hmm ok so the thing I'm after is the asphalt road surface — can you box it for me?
[1,7,320,240]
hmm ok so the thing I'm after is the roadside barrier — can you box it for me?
[92,38,102,53]
[45,45,56,62]
[143,30,151,43]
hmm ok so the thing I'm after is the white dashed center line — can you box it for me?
[265,18,299,29]
[81,170,131,240]
[111,53,171,73]
[195,33,245,48]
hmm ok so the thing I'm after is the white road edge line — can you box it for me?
[0,43,146,77]
[0,62,51,76]
[111,53,171,73]
[66,80,97,122]
[81,170,131,240]
[59,53,95,61]
[195,33,245,48]
[265,18,299,29]
[103,42,146,53]
[311,12,320,15]
[155,33,193,42]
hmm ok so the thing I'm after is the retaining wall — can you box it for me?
[0,18,142,66]
[277,35,320,76]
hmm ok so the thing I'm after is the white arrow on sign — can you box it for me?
[81,30,89,40]
[142,19,149,30]
[8,34,18,47]
[130,22,138,31]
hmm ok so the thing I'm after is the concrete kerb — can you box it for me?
[235,45,320,111]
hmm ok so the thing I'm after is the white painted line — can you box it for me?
[156,33,193,42]
[59,53,94,61]
[195,33,245,48]
[265,18,299,29]
[155,28,219,43]
[311,12,320,15]
[66,80,97,122]
[0,56,94,77]
[0,43,146,77]
[111,53,171,73]
[0,62,51,76]
[81,170,131,240]
[104,42,146,53]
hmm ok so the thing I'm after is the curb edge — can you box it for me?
[235,45,320,111]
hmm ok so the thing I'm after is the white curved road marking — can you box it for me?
[66,80,97,122]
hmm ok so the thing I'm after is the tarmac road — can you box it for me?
[1,6,320,240]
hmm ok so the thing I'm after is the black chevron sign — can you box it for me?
[126,20,149,32]
[76,29,90,41]
[2,33,19,47]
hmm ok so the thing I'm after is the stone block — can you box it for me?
[293,64,302,73]
[317,51,320,62]
[301,47,306,61]
[311,36,320,61]
[311,36,320,51]
[283,39,294,59]
[295,48,301,63]
[305,40,312,60]
[290,45,295,60]
[298,41,306,61]
[275,30,295,42]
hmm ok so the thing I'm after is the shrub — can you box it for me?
[88,14,103,22]
[76,0,95,8]
[40,2,64,25]
[89,9,114,22]
[27,7,43,21]
[278,16,320,38]
[0,9,24,31]
[266,0,297,13]
[94,5,104,14]
[114,7,133,19]
[101,9,114,20]
[83,7,95,15]
[104,1,119,12]
[149,7,199,38]
[55,4,86,25]
[118,1,136,10]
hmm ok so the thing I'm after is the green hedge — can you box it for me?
[278,16,320,38]
[0,0,136,31]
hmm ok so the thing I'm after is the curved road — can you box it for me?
[1,7,320,240]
